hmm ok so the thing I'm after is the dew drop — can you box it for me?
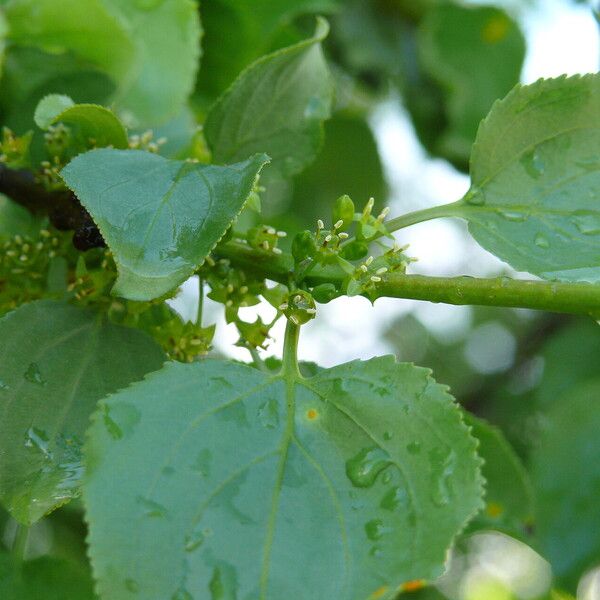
[429,449,457,507]
[382,431,392,441]
[406,441,421,455]
[103,405,123,440]
[0,379,9,391]
[573,213,600,236]
[380,486,408,512]
[184,527,205,552]
[369,545,383,558]
[498,209,527,222]
[365,518,390,541]
[534,233,550,249]
[521,148,545,179]
[382,472,392,484]
[464,187,485,206]
[24,426,51,458]
[346,447,391,488]
[257,398,279,429]
[136,496,168,518]
[191,448,212,477]
[24,362,46,385]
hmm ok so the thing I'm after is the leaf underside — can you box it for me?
[83,356,484,600]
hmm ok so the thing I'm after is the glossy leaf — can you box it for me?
[204,18,333,178]
[0,300,165,524]
[530,379,600,589]
[4,0,201,127]
[34,95,128,149]
[417,4,525,165]
[0,552,96,600]
[457,74,600,282]
[61,149,269,300]
[464,414,534,538]
[83,356,483,600]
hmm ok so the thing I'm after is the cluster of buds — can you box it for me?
[0,128,32,169]
[279,289,317,325]
[355,197,390,242]
[236,316,272,350]
[39,155,67,191]
[67,250,117,304]
[164,320,216,362]
[1,230,61,278]
[128,130,166,153]
[346,242,414,299]
[202,257,265,321]
[0,228,69,313]
[246,225,286,255]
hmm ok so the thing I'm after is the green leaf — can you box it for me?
[291,112,388,229]
[83,356,483,599]
[33,94,75,129]
[204,18,333,178]
[61,149,269,301]
[457,74,600,282]
[0,300,165,524]
[0,552,96,600]
[34,95,128,149]
[417,4,525,165]
[463,414,534,539]
[4,0,201,127]
[197,0,338,100]
[530,379,600,589]
[99,0,202,127]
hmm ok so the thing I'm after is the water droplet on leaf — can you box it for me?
[346,447,391,488]
[257,398,279,429]
[498,209,527,222]
[573,213,600,236]
[24,362,45,385]
[136,496,168,518]
[464,187,485,206]
[365,518,390,541]
[0,379,9,391]
[534,233,550,249]
[521,148,545,179]
[24,426,51,458]
[406,441,421,455]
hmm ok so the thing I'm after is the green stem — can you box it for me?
[281,319,301,378]
[197,276,204,326]
[12,524,29,562]
[376,274,600,316]
[384,202,461,233]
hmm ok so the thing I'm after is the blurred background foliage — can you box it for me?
[0,0,599,598]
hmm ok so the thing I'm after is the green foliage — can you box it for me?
[204,18,333,177]
[0,552,95,600]
[464,414,534,539]
[61,149,269,300]
[417,4,525,166]
[34,95,128,150]
[0,300,165,524]
[531,380,600,588]
[458,75,600,282]
[0,2,598,597]
[4,0,201,127]
[83,357,482,599]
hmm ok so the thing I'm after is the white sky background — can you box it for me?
[171,0,600,367]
